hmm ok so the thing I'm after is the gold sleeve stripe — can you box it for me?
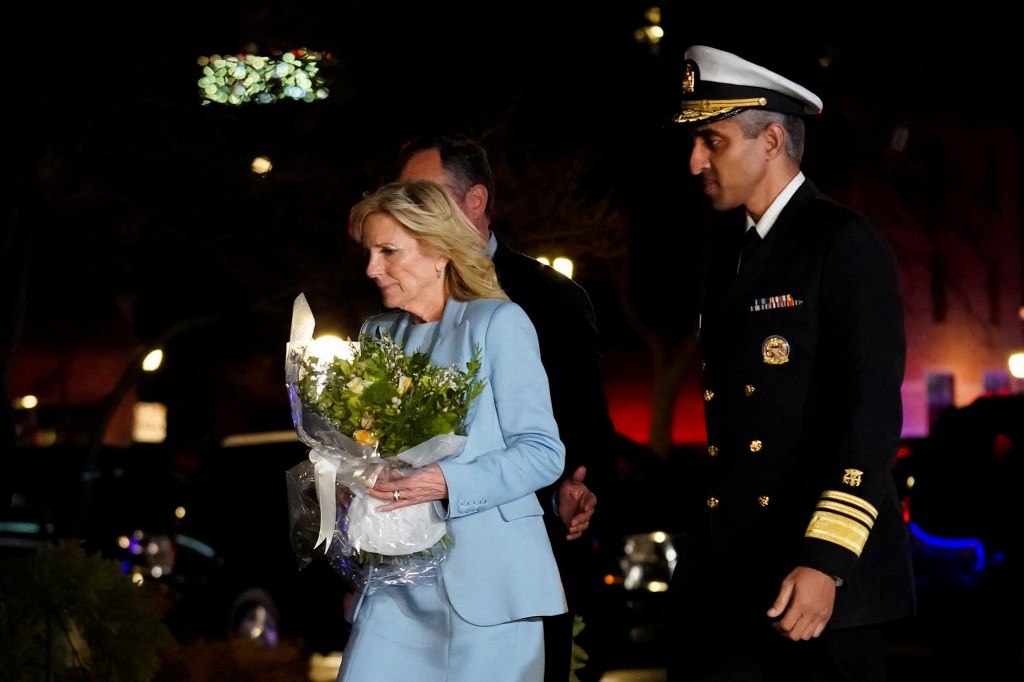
[816,499,875,528]
[805,512,871,556]
[820,489,878,519]
[804,489,878,556]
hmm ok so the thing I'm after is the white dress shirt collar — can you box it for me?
[746,171,805,238]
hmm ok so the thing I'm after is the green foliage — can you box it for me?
[296,328,485,457]
[0,539,175,682]
[570,614,589,682]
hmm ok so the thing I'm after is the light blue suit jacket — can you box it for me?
[359,297,568,626]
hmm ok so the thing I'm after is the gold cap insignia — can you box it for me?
[682,60,697,94]
[762,335,790,365]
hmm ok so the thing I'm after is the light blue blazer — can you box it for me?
[359,297,568,626]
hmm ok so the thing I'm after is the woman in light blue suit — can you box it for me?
[338,179,567,681]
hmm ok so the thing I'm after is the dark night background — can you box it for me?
[2,4,1022,678]
[3,3,1019,446]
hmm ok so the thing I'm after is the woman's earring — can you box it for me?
[437,267,445,280]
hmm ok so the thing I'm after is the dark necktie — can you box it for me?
[739,228,761,272]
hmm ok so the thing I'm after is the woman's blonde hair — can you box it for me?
[350,179,508,302]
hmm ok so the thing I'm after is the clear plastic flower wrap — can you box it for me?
[284,294,483,594]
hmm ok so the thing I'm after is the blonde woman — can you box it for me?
[338,179,566,681]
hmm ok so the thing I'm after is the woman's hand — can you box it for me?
[370,464,448,510]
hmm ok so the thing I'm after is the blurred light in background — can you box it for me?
[535,256,574,279]
[252,155,273,174]
[14,394,38,409]
[1009,351,1024,379]
[552,257,574,279]
[309,335,358,363]
[133,402,167,443]
[633,6,664,52]
[142,349,163,372]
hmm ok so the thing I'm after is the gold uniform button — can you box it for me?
[758,496,770,507]
[745,384,755,396]
[703,389,714,401]
[706,497,719,508]
[750,440,763,452]
[707,445,718,457]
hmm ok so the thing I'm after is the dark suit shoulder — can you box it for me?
[490,235,615,503]
[795,180,876,230]
[787,180,894,251]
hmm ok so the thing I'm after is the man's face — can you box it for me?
[398,148,485,237]
[399,149,463,206]
[688,115,767,212]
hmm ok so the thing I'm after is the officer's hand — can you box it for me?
[766,566,836,640]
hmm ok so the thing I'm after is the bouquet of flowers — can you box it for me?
[285,294,484,593]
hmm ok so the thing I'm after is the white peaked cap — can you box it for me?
[675,45,823,124]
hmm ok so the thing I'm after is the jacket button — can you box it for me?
[706,497,719,509]
[745,384,755,396]
[758,496,770,507]
[707,445,718,457]
[750,440,762,452]
[703,389,715,401]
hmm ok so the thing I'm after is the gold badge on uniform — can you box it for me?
[762,335,790,365]
[842,469,864,487]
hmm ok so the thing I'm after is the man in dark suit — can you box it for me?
[397,134,618,682]
[666,46,916,681]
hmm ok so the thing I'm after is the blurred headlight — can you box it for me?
[618,531,680,592]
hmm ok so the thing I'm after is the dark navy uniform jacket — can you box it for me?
[491,235,616,511]
[678,178,916,630]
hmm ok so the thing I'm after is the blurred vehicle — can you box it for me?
[891,393,1023,677]
[896,393,1022,588]
[597,529,682,672]
[2,435,352,655]
[4,444,229,640]
[600,398,1024,677]
[184,432,352,654]
[590,440,700,673]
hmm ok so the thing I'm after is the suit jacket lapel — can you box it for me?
[429,298,474,367]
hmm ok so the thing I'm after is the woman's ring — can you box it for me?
[393,490,401,502]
